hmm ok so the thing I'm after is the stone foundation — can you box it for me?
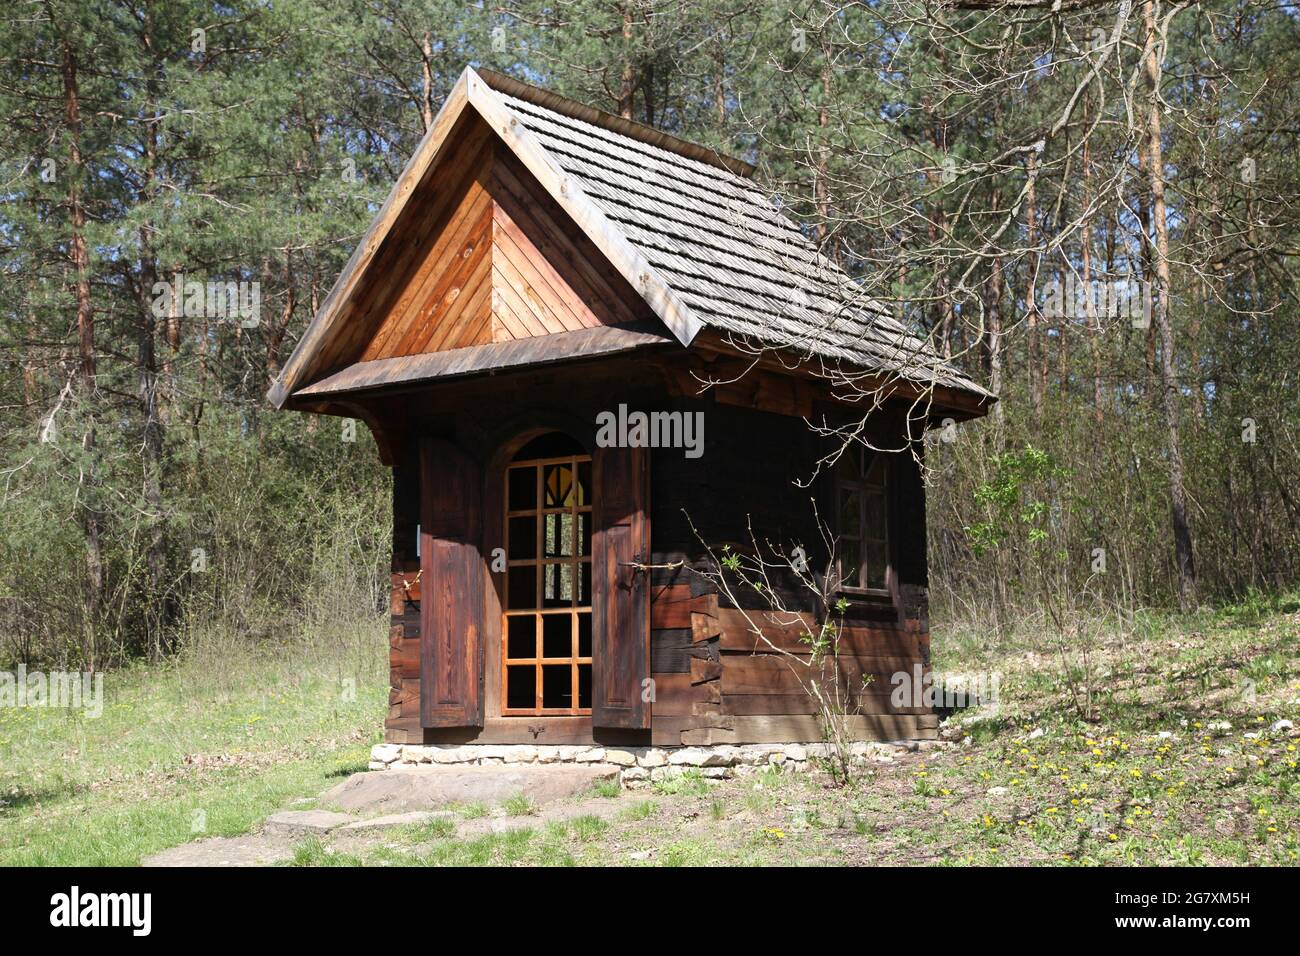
[369,740,929,788]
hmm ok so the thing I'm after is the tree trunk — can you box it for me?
[1142,0,1196,608]
[1024,147,1043,419]
[985,190,1005,427]
[62,37,103,671]
[421,33,435,131]
[713,42,726,124]
[815,63,832,253]
[641,61,656,126]
[987,256,1005,426]
[137,11,169,654]
[618,7,635,119]
[1080,104,1102,425]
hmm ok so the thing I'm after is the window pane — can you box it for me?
[541,665,572,709]
[506,616,535,659]
[577,612,592,658]
[577,663,592,710]
[577,561,590,606]
[839,488,861,530]
[504,443,594,715]
[544,463,574,508]
[506,666,536,710]
[839,538,861,589]
[864,490,887,540]
[542,562,574,607]
[508,466,536,511]
[543,512,575,557]
[507,516,537,560]
[577,461,591,506]
[865,539,888,590]
[542,613,571,658]
[507,564,537,609]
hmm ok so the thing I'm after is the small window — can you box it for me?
[502,433,592,715]
[835,447,890,593]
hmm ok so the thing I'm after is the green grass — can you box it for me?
[289,837,365,867]
[502,794,534,816]
[589,779,622,799]
[399,816,457,841]
[651,769,711,797]
[0,627,385,866]
[3,597,1296,866]
[907,592,1300,865]
[569,814,610,840]
[623,799,657,821]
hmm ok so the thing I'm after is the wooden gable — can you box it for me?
[488,144,650,340]
[269,66,989,417]
[322,114,654,378]
[359,119,497,361]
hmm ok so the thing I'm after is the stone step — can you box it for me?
[320,764,619,814]
[337,810,456,833]
[263,809,358,838]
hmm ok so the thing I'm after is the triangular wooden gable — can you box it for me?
[267,67,705,409]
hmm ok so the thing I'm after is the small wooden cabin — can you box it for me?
[269,67,992,749]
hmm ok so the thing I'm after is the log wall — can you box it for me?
[374,357,936,746]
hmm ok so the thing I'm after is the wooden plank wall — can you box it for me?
[312,112,494,377]
[360,132,495,361]
[488,145,649,341]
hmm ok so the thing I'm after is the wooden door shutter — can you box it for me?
[419,437,484,728]
[591,443,650,729]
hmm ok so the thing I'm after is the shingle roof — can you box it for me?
[491,83,990,400]
[268,67,991,410]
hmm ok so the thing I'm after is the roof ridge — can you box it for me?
[475,68,756,180]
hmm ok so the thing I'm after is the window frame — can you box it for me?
[834,447,893,599]
[500,450,594,716]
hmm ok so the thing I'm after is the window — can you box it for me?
[502,433,593,715]
[835,447,890,593]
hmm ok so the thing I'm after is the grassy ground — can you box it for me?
[2,595,1296,866]
[0,625,386,866]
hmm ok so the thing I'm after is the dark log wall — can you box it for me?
[645,398,937,746]
[374,355,936,745]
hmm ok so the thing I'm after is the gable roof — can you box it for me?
[267,66,991,410]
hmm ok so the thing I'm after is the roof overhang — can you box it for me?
[285,324,674,408]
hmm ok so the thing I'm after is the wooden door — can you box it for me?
[420,437,485,728]
[590,443,650,729]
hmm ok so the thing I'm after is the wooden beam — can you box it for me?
[293,324,673,399]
